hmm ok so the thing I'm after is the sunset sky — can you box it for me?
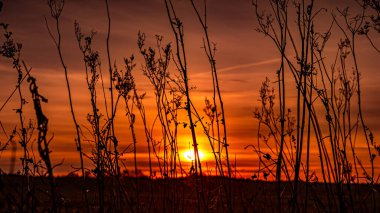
[0,0,379,178]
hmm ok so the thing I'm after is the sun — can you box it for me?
[183,150,204,162]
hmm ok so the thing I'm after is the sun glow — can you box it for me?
[183,150,204,162]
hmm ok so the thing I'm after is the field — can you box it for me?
[1,174,379,212]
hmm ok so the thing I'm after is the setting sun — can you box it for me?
[183,150,204,162]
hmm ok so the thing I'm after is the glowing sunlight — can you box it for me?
[183,150,205,162]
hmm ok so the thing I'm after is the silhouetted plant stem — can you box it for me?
[163,0,208,211]
[28,75,57,212]
[113,56,140,211]
[333,7,378,210]
[138,32,189,211]
[15,63,29,180]
[351,31,377,213]
[104,0,119,178]
[45,0,89,211]
[74,22,107,212]
[0,24,34,210]
[189,1,233,211]
[103,1,120,208]
[252,0,379,211]
[126,97,140,211]
[17,64,32,211]
[292,2,314,211]
[134,88,156,211]
[274,1,288,211]
[304,23,317,211]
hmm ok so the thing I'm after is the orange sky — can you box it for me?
[0,0,379,179]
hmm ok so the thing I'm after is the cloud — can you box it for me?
[218,58,280,73]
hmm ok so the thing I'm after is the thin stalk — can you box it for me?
[45,2,88,210]
[163,0,208,211]
[189,1,232,211]
[105,0,119,177]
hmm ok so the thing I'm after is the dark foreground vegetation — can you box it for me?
[1,0,380,212]
[1,174,379,212]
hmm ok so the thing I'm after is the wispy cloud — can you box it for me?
[193,58,280,77]
[218,58,280,73]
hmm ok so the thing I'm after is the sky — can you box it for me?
[0,0,379,178]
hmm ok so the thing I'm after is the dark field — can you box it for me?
[1,174,379,212]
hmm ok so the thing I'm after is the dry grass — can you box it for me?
[0,0,379,212]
